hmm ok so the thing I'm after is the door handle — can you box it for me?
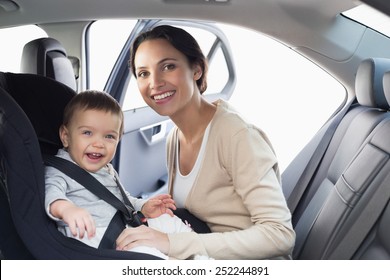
[140,121,167,145]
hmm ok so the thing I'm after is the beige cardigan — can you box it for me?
[166,100,295,260]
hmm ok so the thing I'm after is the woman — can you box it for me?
[117,25,295,260]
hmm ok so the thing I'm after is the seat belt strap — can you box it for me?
[43,155,147,228]
[287,98,354,214]
[98,210,125,249]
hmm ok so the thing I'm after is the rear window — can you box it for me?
[343,4,390,37]
[0,25,47,72]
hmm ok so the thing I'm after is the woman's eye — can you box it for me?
[163,64,175,71]
[137,71,148,78]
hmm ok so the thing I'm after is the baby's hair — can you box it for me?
[63,90,124,135]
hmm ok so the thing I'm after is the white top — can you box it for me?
[173,123,211,208]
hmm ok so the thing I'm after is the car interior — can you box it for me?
[1,0,390,260]
[0,71,161,260]
[20,37,77,91]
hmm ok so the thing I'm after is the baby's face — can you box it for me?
[60,109,122,172]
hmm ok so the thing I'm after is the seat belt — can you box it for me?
[43,155,148,248]
[287,98,355,214]
[98,210,125,249]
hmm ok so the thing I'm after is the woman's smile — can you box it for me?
[153,90,175,101]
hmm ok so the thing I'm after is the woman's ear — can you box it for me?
[193,65,202,81]
[59,125,69,148]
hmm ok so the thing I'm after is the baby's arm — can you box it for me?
[141,194,177,218]
[49,199,96,239]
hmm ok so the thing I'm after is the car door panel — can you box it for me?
[118,108,173,197]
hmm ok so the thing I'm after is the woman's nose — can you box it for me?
[150,73,164,89]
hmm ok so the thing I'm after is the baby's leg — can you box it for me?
[147,213,193,233]
[148,215,214,260]
[58,226,105,248]
[60,225,168,259]
[129,246,168,259]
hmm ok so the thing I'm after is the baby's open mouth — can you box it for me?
[87,153,103,159]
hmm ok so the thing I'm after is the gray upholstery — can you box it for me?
[20,37,77,91]
[355,58,390,109]
[299,119,390,259]
[290,58,390,259]
[383,71,390,104]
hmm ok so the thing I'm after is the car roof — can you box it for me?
[0,0,356,46]
[0,0,385,93]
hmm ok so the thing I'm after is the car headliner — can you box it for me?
[0,0,380,93]
[0,0,356,46]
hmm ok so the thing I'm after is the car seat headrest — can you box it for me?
[21,37,77,91]
[0,72,76,155]
[383,71,390,105]
[355,57,390,110]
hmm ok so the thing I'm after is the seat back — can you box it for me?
[287,58,390,259]
[21,37,77,91]
[308,117,390,259]
[353,70,390,259]
[0,72,75,155]
[0,86,35,259]
[0,72,160,259]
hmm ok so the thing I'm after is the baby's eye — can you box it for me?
[82,130,92,136]
[105,134,116,140]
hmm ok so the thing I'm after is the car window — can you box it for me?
[88,19,138,91]
[218,23,346,170]
[343,4,390,37]
[0,25,47,72]
[88,20,345,171]
[88,21,230,110]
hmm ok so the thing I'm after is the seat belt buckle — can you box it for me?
[124,207,148,227]
[133,211,148,227]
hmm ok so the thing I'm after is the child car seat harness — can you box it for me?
[43,155,148,249]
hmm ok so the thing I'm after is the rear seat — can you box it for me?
[286,58,390,259]
[354,70,390,259]
[2,57,390,259]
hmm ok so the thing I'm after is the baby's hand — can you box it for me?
[62,206,96,239]
[142,194,177,218]
[50,200,96,239]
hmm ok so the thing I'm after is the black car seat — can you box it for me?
[0,85,35,260]
[20,37,77,91]
[282,58,390,259]
[0,72,161,259]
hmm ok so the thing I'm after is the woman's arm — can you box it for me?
[168,126,295,259]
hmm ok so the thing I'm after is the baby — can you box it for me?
[44,90,192,259]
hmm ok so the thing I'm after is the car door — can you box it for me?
[103,19,236,198]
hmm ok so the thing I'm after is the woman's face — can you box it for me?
[133,38,201,117]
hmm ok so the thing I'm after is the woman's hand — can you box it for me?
[142,194,177,218]
[116,225,170,254]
